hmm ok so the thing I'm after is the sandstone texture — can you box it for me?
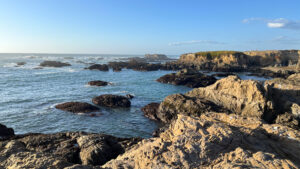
[103,113,300,168]
[40,61,71,67]
[157,69,217,88]
[55,102,99,113]
[92,94,131,108]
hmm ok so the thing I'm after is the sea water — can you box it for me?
[0,53,269,138]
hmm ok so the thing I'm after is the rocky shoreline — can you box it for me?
[1,50,300,168]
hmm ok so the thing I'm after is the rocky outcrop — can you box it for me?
[144,54,171,61]
[87,81,108,87]
[92,95,131,108]
[125,94,134,99]
[0,132,140,168]
[141,103,160,121]
[185,75,276,122]
[55,102,99,113]
[40,61,71,67]
[85,64,109,71]
[157,69,217,88]
[16,62,26,66]
[103,113,300,168]
[0,124,14,138]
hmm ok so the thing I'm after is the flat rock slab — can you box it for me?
[40,61,71,67]
[88,80,108,86]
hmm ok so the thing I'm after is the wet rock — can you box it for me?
[211,72,236,78]
[85,64,109,71]
[157,69,217,88]
[0,124,14,138]
[141,103,160,121]
[125,94,134,99]
[92,94,131,108]
[103,113,300,168]
[112,67,122,72]
[55,102,99,113]
[16,62,26,66]
[40,61,71,67]
[87,81,108,86]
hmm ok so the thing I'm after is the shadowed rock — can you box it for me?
[92,94,131,108]
[16,62,26,66]
[141,103,160,121]
[55,102,99,113]
[0,124,14,138]
[40,61,71,67]
[85,64,109,71]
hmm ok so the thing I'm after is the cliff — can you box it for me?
[178,50,300,68]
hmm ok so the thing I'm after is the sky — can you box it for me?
[0,0,299,55]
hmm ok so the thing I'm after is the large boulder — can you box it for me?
[157,69,217,88]
[92,95,131,108]
[0,132,140,168]
[186,75,276,122]
[0,124,14,138]
[103,113,300,168]
[55,102,99,113]
[87,80,108,87]
[85,64,109,71]
[40,61,71,67]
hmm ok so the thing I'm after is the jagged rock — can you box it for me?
[125,94,134,99]
[158,94,229,123]
[0,124,14,138]
[211,72,236,78]
[85,64,109,71]
[141,103,160,121]
[186,75,276,122]
[92,95,131,108]
[103,113,300,168]
[275,113,299,130]
[88,81,108,87]
[157,69,217,88]
[55,102,99,113]
[0,132,140,168]
[40,61,71,67]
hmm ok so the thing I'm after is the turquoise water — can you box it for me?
[0,53,269,138]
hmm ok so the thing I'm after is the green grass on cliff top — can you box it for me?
[195,51,242,58]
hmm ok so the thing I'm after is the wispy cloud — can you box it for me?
[243,18,300,30]
[168,40,225,46]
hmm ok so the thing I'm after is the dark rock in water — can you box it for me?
[141,103,160,121]
[85,64,109,71]
[212,72,236,78]
[157,69,217,88]
[113,66,122,72]
[55,102,99,113]
[16,62,26,66]
[87,80,108,86]
[0,124,14,138]
[92,94,131,108]
[0,132,141,168]
[125,94,134,99]
[40,61,71,67]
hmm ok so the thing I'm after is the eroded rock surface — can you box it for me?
[141,103,160,121]
[92,94,131,108]
[103,113,300,168]
[55,102,99,113]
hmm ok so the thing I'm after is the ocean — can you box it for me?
[0,53,269,138]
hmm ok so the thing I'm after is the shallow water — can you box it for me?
[0,53,269,138]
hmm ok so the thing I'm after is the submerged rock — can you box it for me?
[87,80,108,86]
[157,69,217,88]
[125,94,134,99]
[92,94,131,108]
[16,62,26,66]
[103,113,300,168]
[0,124,14,138]
[141,103,160,121]
[85,64,109,71]
[40,61,71,67]
[55,102,99,113]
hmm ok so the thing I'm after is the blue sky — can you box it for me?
[0,0,299,54]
